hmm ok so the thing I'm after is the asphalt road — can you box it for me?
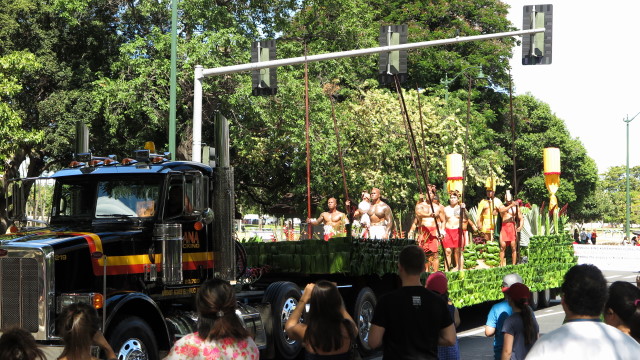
[365,269,639,360]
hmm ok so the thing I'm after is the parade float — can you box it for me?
[242,147,576,309]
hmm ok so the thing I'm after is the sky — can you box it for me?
[505,1,640,173]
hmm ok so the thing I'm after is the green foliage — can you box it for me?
[598,165,640,226]
[447,233,576,307]
[244,233,576,307]
[506,95,598,220]
[243,237,413,275]
[0,0,599,234]
[0,51,45,163]
[372,0,517,89]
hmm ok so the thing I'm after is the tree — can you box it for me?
[599,165,640,226]
[0,0,600,233]
[371,0,517,90]
[502,94,598,219]
[574,181,615,226]
[0,51,45,232]
[0,0,298,226]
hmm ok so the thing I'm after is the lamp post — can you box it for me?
[624,112,639,241]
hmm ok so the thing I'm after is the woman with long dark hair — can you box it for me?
[56,303,116,360]
[604,281,640,343]
[165,278,259,359]
[285,281,357,359]
[0,326,46,360]
[501,283,539,360]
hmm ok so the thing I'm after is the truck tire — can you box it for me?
[539,288,551,308]
[109,316,159,360]
[262,281,302,360]
[529,291,540,310]
[353,287,376,354]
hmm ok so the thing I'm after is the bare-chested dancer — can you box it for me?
[367,188,393,240]
[409,188,445,272]
[307,197,349,241]
[498,191,523,266]
[443,191,477,271]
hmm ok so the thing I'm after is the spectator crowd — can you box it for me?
[0,246,639,360]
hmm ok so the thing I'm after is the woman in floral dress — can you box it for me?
[165,279,259,360]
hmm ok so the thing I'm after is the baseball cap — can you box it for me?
[501,273,523,292]
[505,282,530,304]
[426,271,448,295]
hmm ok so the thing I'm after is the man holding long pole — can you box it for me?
[443,190,477,271]
[477,178,502,243]
[411,186,445,272]
[498,191,523,266]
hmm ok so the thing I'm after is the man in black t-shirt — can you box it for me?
[369,245,456,359]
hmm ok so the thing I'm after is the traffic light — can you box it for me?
[379,25,408,85]
[522,4,553,65]
[251,40,277,95]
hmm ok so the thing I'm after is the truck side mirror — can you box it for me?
[11,182,24,221]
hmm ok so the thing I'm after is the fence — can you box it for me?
[573,244,640,271]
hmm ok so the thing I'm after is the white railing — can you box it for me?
[574,244,640,271]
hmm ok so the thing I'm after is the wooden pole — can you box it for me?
[328,95,351,218]
[393,76,449,270]
[416,85,429,183]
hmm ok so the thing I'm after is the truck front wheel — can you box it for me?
[109,316,159,360]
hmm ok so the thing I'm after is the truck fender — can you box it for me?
[104,292,171,351]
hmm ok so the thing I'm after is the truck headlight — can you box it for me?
[57,293,104,313]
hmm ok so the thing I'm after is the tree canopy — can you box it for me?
[0,0,600,227]
[597,166,640,226]
[498,94,599,220]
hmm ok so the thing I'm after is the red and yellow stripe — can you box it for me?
[70,232,214,276]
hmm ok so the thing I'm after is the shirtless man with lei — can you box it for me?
[443,191,477,271]
[307,197,349,241]
[409,185,445,272]
[367,188,393,240]
[498,191,523,266]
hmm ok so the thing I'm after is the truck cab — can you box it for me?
[0,149,268,359]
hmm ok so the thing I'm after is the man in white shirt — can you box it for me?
[526,264,640,359]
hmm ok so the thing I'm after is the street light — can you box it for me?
[624,112,639,241]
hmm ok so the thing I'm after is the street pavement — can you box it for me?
[365,269,638,359]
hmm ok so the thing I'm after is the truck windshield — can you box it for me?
[53,177,161,219]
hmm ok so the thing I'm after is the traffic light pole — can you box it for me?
[192,27,544,162]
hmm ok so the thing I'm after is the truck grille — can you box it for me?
[0,258,40,332]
